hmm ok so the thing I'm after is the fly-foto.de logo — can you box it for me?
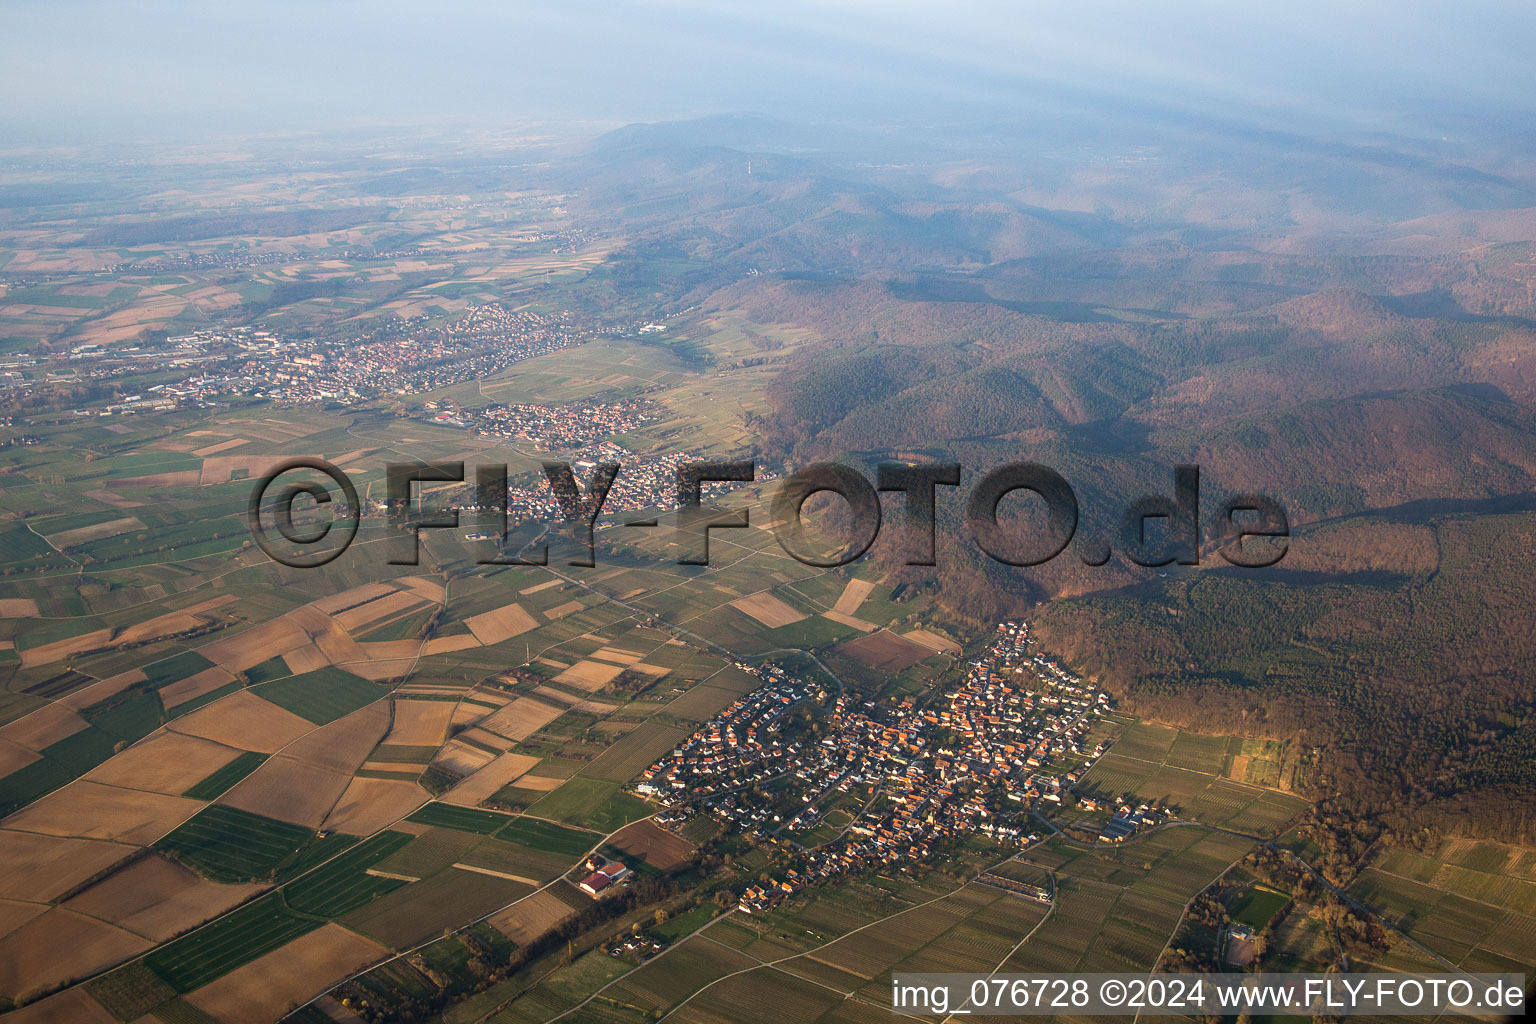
[246,458,1288,571]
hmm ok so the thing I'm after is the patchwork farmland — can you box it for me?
[0,168,1527,1024]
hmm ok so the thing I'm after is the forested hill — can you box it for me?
[712,268,1536,843]
[552,115,1536,843]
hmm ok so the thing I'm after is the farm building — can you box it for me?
[578,860,632,897]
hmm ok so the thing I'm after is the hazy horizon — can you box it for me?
[4,0,1533,151]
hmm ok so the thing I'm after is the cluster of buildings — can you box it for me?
[505,444,771,522]
[136,244,434,274]
[253,304,591,403]
[575,855,633,898]
[640,666,822,817]
[639,622,1113,914]
[607,935,667,960]
[927,628,1107,807]
[1,331,269,413]
[433,398,656,450]
[513,228,597,254]
[1099,803,1165,843]
[0,304,602,416]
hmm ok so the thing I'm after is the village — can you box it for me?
[639,621,1130,914]
[2,303,602,414]
[493,444,777,526]
[237,303,593,404]
[425,397,656,449]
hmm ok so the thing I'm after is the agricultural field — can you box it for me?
[340,866,535,948]
[527,778,652,832]
[498,817,598,858]
[143,893,320,993]
[282,831,416,917]
[63,854,262,944]
[0,138,1468,1024]
[474,826,1250,1023]
[251,669,388,726]
[581,723,687,782]
[406,802,517,836]
[0,507,1293,1024]
[588,933,761,1018]
[1077,721,1310,837]
[183,924,387,1023]
[1346,839,1536,971]
[609,820,695,871]
[154,805,321,883]
[181,752,267,801]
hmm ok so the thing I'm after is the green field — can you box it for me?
[155,804,316,882]
[580,723,687,782]
[407,801,517,835]
[528,778,652,832]
[181,751,267,800]
[0,522,61,564]
[283,830,415,917]
[243,655,293,685]
[81,690,166,742]
[651,904,718,942]
[252,667,387,724]
[1163,730,1231,774]
[1107,722,1178,762]
[145,893,319,992]
[165,680,242,719]
[341,867,534,948]
[0,714,145,812]
[602,933,759,1015]
[0,757,73,816]
[370,743,438,764]
[496,817,597,857]
[662,683,740,722]
[141,650,216,688]
[1229,884,1290,929]
[670,963,845,1024]
[359,606,436,642]
[514,947,637,1017]
[373,827,482,879]
[457,833,578,881]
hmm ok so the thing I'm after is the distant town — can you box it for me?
[0,303,669,417]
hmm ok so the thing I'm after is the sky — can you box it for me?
[3,0,1532,147]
